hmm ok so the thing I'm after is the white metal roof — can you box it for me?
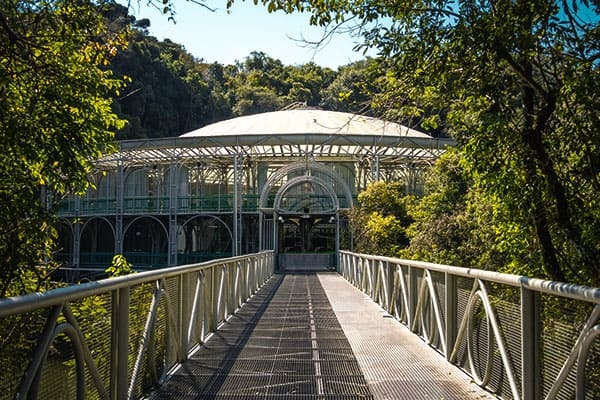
[181,109,432,139]
[96,110,454,168]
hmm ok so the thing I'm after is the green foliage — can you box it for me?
[357,181,412,225]
[403,148,546,275]
[0,0,127,297]
[320,59,377,114]
[350,182,413,256]
[109,16,234,138]
[226,51,337,116]
[109,24,341,137]
[231,84,284,115]
[105,254,135,277]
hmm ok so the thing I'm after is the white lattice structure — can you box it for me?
[56,109,453,278]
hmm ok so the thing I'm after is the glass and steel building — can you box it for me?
[56,108,453,278]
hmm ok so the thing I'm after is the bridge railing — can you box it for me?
[0,251,274,400]
[339,250,600,400]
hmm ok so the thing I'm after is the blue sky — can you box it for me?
[125,1,371,69]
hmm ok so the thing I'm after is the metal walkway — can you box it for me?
[146,273,495,400]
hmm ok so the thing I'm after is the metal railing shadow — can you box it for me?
[180,274,285,397]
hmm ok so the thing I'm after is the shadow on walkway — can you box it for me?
[147,273,373,399]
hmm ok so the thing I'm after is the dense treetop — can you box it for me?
[106,3,446,139]
[110,28,354,139]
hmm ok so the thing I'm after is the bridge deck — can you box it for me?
[146,273,495,399]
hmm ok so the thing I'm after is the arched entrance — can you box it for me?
[80,217,115,270]
[258,161,353,272]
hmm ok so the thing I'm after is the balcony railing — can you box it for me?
[57,194,354,216]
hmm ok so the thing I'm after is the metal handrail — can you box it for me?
[0,251,274,400]
[339,250,600,400]
[3,250,598,400]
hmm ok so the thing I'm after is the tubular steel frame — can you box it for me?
[0,251,274,400]
[339,250,600,400]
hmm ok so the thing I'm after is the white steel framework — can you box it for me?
[56,109,453,278]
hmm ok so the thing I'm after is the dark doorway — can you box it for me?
[277,214,336,272]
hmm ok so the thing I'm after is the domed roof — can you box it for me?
[180,109,432,139]
[102,108,452,168]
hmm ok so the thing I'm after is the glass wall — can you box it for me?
[55,146,434,276]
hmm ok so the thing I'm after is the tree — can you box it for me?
[404,149,528,273]
[231,85,284,115]
[110,29,216,138]
[0,0,126,296]
[225,51,336,115]
[284,62,336,106]
[349,182,413,256]
[319,59,376,114]
[243,0,600,285]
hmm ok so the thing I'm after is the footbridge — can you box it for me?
[1,251,599,400]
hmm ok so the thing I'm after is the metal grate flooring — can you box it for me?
[318,273,498,400]
[147,274,374,400]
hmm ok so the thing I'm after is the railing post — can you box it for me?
[366,258,371,294]
[209,265,217,333]
[233,261,240,310]
[243,259,249,302]
[374,260,382,305]
[445,273,457,361]
[256,255,260,289]
[179,273,189,361]
[354,254,360,287]
[386,261,394,312]
[228,262,236,315]
[521,286,540,400]
[408,265,418,331]
[111,287,129,400]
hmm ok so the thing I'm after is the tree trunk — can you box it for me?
[518,72,566,282]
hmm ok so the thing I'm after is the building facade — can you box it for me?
[56,109,452,278]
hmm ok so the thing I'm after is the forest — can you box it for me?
[1,0,600,297]
[106,3,413,140]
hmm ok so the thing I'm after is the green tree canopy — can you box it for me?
[0,0,126,296]
[405,149,517,273]
[319,59,376,114]
[109,16,233,139]
[108,20,343,137]
[349,182,413,256]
